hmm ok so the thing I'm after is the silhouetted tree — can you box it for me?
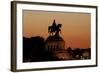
[23,36,59,62]
[23,36,46,62]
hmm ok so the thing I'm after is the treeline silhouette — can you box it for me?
[23,36,58,62]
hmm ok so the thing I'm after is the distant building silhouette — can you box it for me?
[45,35,65,52]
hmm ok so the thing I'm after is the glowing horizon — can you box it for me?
[23,10,91,49]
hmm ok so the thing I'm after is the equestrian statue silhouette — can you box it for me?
[48,20,62,36]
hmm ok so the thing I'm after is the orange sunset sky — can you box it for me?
[23,10,91,49]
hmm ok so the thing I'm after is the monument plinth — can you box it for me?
[45,20,68,60]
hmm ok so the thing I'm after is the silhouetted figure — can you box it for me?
[48,19,62,36]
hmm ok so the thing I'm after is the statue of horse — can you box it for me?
[48,23,62,36]
[48,25,56,35]
[55,24,62,36]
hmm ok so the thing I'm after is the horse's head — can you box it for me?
[58,24,62,28]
